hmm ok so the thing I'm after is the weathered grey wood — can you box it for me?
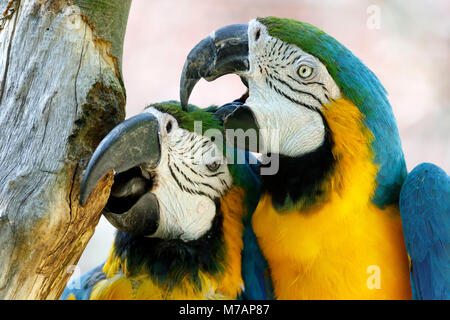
[0,0,131,299]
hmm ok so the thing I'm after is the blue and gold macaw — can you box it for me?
[61,101,272,300]
[180,17,449,299]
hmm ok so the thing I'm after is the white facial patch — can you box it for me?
[142,107,232,241]
[242,19,341,157]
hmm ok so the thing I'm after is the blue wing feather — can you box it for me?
[399,163,450,300]
[240,218,274,300]
[232,151,274,300]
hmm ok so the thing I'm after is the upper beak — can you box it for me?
[180,23,249,110]
[79,113,161,237]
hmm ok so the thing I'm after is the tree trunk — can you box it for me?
[0,0,131,299]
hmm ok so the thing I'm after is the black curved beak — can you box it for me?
[80,113,161,237]
[180,23,249,110]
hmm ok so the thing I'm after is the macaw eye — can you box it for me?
[298,65,313,78]
[206,161,220,172]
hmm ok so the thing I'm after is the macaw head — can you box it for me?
[180,17,406,207]
[80,101,257,242]
[80,101,262,296]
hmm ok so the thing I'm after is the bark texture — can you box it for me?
[0,0,131,299]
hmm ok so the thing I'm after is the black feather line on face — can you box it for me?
[259,113,335,212]
[267,78,318,112]
[269,74,325,105]
[113,198,225,291]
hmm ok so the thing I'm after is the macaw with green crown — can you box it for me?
[61,101,272,300]
[180,17,450,299]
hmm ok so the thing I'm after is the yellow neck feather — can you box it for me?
[252,98,411,299]
[90,187,247,300]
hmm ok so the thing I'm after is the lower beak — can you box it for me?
[80,113,161,237]
[222,104,261,153]
[180,23,249,110]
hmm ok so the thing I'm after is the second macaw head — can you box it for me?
[78,102,265,298]
[180,17,406,207]
[80,101,237,241]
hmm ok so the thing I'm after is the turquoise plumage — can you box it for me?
[399,163,450,299]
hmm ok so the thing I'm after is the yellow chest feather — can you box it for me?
[252,99,411,299]
[90,272,231,300]
[253,195,411,299]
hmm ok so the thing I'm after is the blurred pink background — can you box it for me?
[76,0,450,274]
